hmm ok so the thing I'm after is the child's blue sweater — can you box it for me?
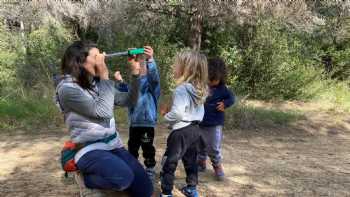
[200,84,235,127]
[122,59,160,127]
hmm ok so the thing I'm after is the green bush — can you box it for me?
[18,19,72,87]
[0,22,24,96]
[0,95,62,131]
[211,20,327,100]
[328,47,350,81]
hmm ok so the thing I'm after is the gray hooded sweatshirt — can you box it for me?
[56,75,139,162]
[164,83,205,130]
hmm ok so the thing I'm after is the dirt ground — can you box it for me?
[0,102,350,197]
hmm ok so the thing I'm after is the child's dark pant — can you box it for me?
[128,127,156,168]
[160,124,203,195]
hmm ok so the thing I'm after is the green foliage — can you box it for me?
[213,20,324,100]
[19,19,72,86]
[311,80,350,112]
[201,15,350,103]
[0,95,61,130]
[308,15,350,81]
[224,101,304,130]
[0,23,23,95]
[327,47,350,81]
[0,19,72,130]
[114,107,129,128]
[150,37,180,94]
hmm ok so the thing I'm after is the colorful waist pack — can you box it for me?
[60,133,117,173]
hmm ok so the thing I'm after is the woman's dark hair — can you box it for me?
[61,41,97,89]
[208,57,227,84]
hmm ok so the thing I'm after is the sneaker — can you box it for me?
[181,185,199,197]
[198,160,207,172]
[213,163,225,181]
[146,167,156,184]
[74,172,103,197]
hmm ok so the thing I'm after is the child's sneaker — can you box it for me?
[213,163,225,181]
[198,160,206,172]
[145,167,156,184]
[181,185,199,197]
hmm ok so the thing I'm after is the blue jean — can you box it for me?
[198,125,223,165]
[76,148,153,197]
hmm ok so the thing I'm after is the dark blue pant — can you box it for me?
[76,148,153,197]
[160,124,204,195]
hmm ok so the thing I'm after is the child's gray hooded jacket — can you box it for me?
[164,83,205,130]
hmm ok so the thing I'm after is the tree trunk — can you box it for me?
[188,0,203,51]
[20,20,26,54]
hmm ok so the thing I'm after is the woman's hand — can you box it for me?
[128,57,141,75]
[95,52,109,80]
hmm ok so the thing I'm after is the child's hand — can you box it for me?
[144,46,154,60]
[160,103,170,116]
[114,71,123,82]
[216,101,225,112]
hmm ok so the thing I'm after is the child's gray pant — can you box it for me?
[198,125,223,166]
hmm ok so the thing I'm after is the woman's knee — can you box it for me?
[108,168,135,190]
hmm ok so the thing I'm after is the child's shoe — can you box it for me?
[145,167,156,184]
[213,163,225,181]
[198,160,206,172]
[181,185,199,197]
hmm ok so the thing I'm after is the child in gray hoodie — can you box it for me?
[159,50,208,197]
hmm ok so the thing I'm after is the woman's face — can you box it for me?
[83,47,100,76]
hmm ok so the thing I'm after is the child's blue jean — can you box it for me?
[198,125,223,166]
[76,148,153,197]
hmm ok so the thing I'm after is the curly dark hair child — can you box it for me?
[208,57,227,85]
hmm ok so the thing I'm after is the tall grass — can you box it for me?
[0,95,62,131]
[224,98,304,130]
[305,79,350,112]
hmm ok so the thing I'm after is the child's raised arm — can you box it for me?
[114,71,129,93]
[145,46,161,99]
[113,58,141,107]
